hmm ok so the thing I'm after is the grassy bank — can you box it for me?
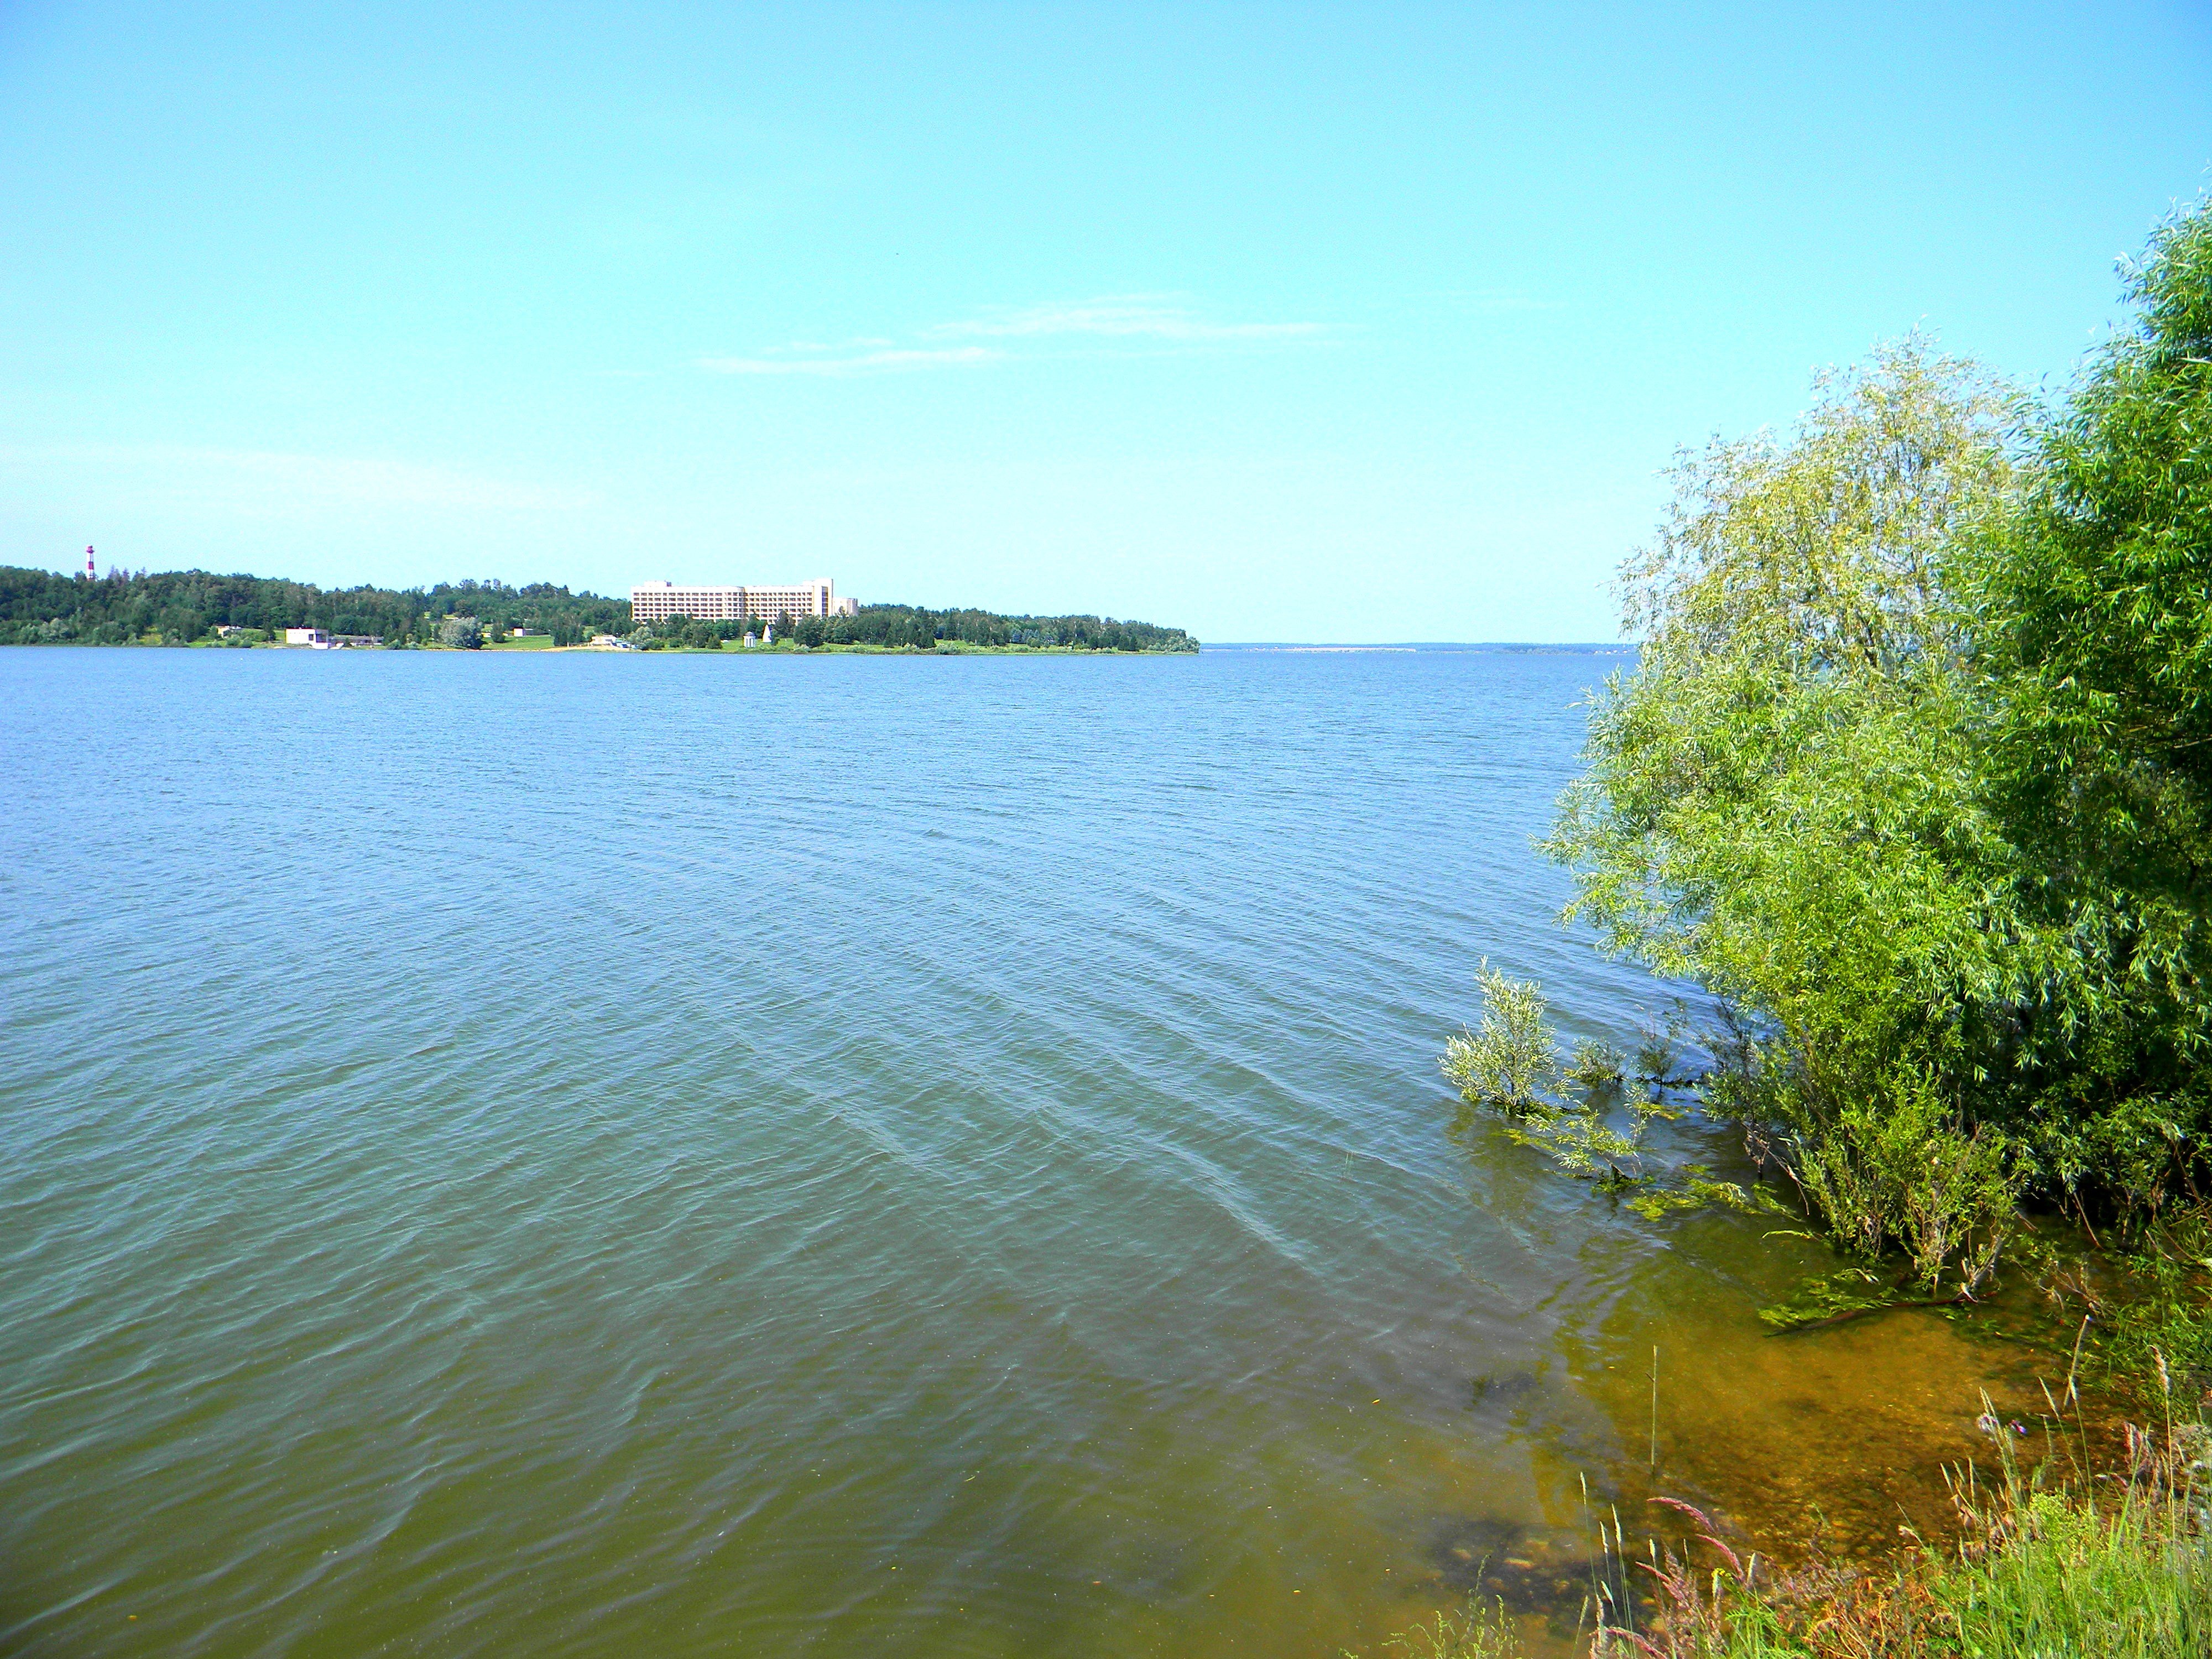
[1369,1371,2210,1659]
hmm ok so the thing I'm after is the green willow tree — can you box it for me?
[1975,200,2212,1215]
[1540,339,2035,1288]
[1494,201,2212,1288]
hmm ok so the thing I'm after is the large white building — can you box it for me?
[630,580,858,625]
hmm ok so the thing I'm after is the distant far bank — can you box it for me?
[1205,641,1631,653]
[0,565,1198,654]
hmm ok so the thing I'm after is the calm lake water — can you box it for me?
[1,646,2056,1657]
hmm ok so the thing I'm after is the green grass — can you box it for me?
[1932,1485,2212,1657]
[484,633,557,649]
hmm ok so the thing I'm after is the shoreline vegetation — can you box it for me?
[1414,201,2212,1654]
[0,569,1200,654]
[1375,1386,2211,1657]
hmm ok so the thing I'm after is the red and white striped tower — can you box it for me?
[85,545,96,578]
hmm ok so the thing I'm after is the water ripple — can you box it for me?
[3,646,1744,1659]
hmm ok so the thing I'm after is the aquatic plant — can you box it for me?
[2020,1206,2212,1399]
[1568,1039,1629,1095]
[1441,961,1559,1114]
[1441,965,1744,1213]
[1368,1597,1525,1658]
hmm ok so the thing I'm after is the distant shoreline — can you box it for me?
[0,637,1629,656]
[547,641,1197,657]
[1204,640,1633,653]
[1,566,1198,653]
[0,638,1197,657]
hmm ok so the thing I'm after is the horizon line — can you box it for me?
[1204,640,1632,650]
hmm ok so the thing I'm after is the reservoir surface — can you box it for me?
[1,646,2053,1657]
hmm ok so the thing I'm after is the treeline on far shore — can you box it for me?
[0,566,1199,653]
[640,606,1197,652]
[0,569,627,646]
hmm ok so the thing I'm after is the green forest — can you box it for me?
[0,571,628,646]
[0,567,1198,653]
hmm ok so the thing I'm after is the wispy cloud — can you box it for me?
[697,296,1325,379]
[928,295,1323,341]
[698,345,1001,377]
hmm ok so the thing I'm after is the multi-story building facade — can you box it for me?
[630,580,859,625]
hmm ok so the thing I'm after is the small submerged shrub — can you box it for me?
[1790,1068,2021,1298]
[1568,1039,1629,1095]
[1632,1014,1696,1089]
[1441,966,1744,1214]
[1441,961,1558,1114]
[1444,966,2025,1299]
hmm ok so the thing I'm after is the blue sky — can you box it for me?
[2,3,2206,641]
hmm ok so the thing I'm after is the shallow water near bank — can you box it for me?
[2,646,2070,1657]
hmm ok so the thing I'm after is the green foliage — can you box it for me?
[1441,961,1557,1112]
[1790,1070,2019,1295]
[437,614,483,649]
[1633,1020,1685,1088]
[1540,335,2036,1285]
[1568,1038,1628,1091]
[644,602,1198,653]
[1936,1485,2212,1656]
[1755,1264,1898,1332]
[1966,200,2212,1213]
[2038,1206,2212,1397]
[0,567,629,645]
[1521,201,2212,1283]
[1355,1598,1524,1658]
[1863,1407,2212,1659]
[1441,964,1746,1209]
[1532,332,2044,1286]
